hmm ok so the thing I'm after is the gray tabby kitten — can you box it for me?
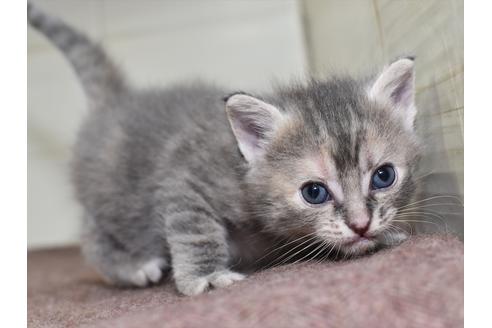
[28,3,420,296]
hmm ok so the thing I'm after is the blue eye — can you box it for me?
[301,182,330,204]
[371,165,396,190]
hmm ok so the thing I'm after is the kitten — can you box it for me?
[28,3,420,296]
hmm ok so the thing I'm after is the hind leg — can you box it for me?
[94,256,169,287]
[81,214,169,287]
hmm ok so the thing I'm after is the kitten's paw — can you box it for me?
[114,258,168,287]
[176,277,210,296]
[175,270,245,296]
[208,270,245,288]
[141,258,168,283]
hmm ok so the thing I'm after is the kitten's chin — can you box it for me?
[339,237,378,255]
[338,230,409,255]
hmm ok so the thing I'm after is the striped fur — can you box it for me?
[28,3,421,295]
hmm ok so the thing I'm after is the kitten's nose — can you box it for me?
[348,221,370,236]
[347,216,370,236]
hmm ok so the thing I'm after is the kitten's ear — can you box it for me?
[368,57,416,130]
[225,93,286,163]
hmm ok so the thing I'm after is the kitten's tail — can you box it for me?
[27,2,127,102]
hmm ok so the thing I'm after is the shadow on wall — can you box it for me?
[416,79,463,239]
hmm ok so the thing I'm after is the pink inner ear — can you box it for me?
[371,62,414,108]
[389,71,414,108]
[242,114,268,140]
[368,59,416,131]
[225,94,284,163]
[229,110,272,161]
[235,123,260,151]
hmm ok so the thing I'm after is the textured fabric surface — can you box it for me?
[28,235,463,328]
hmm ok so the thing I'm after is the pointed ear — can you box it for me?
[225,93,286,163]
[368,58,416,130]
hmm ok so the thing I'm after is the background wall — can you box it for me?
[28,0,308,248]
[28,0,463,248]
[302,0,464,238]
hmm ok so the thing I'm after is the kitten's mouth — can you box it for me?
[344,236,372,245]
[341,236,378,254]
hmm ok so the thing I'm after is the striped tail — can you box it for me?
[27,2,127,103]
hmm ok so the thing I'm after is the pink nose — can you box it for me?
[348,218,370,236]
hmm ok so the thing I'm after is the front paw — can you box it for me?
[175,270,245,296]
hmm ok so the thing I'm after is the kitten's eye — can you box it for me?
[371,165,396,190]
[301,182,331,204]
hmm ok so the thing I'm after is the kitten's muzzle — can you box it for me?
[348,220,370,236]
[347,215,371,237]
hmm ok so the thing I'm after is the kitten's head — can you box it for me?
[225,58,421,256]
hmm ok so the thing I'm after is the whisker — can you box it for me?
[276,238,321,266]
[385,224,403,236]
[398,210,463,217]
[394,210,448,223]
[393,211,450,233]
[389,221,413,235]
[341,244,351,261]
[262,235,320,269]
[334,243,342,259]
[382,230,392,245]
[392,219,444,231]
[316,241,338,264]
[412,170,436,181]
[254,231,319,264]
[312,241,335,263]
[398,203,463,211]
[398,206,463,216]
[397,195,463,211]
[385,225,403,243]
[386,224,410,241]
[291,242,327,265]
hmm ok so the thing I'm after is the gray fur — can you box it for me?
[28,3,421,296]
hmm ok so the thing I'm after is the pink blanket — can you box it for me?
[28,234,463,327]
